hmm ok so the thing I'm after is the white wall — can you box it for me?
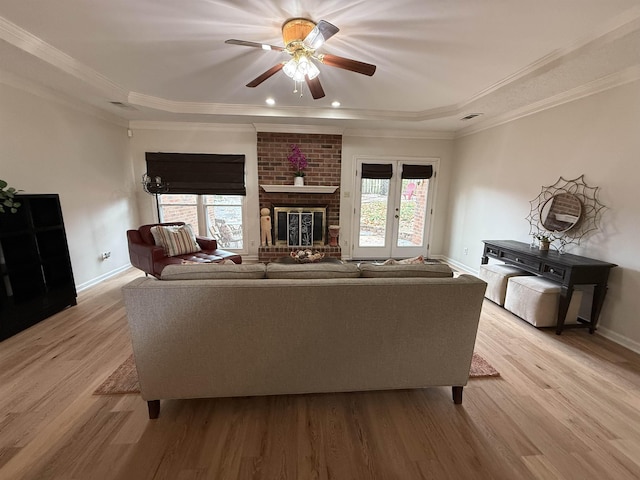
[0,81,137,289]
[445,80,640,351]
[128,124,260,259]
[341,135,454,259]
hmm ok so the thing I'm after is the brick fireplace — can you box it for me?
[258,132,341,262]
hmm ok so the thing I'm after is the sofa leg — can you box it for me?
[452,386,463,405]
[147,400,160,419]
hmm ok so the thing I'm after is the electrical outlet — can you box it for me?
[463,247,469,255]
[101,251,111,260]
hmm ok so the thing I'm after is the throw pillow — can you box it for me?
[150,224,201,257]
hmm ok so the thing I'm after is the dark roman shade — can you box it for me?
[361,163,393,179]
[145,152,246,195]
[402,164,433,179]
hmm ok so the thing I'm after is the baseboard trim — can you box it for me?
[76,264,132,292]
[438,255,478,275]
[596,327,640,355]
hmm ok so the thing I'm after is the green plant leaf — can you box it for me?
[0,180,7,189]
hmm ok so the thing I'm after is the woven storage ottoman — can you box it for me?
[504,276,563,327]
[478,264,531,306]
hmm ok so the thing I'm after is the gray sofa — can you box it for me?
[122,262,487,418]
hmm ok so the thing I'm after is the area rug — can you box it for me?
[469,353,500,378]
[93,352,499,395]
[93,354,140,395]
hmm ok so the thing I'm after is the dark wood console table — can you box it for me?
[482,240,616,335]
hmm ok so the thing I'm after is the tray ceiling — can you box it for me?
[0,0,639,133]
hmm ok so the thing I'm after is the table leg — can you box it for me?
[589,284,608,334]
[556,285,573,335]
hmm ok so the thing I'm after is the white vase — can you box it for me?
[294,176,304,186]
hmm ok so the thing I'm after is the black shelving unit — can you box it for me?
[0,194,76,341]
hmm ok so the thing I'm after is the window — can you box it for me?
[159,194,244,250]
[204,195,243,249]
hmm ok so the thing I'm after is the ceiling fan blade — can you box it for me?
[303,20,339,49]
[246,63,285,87]
[305,75,325,99]
[225,39,284,52]
[318,53,376,76]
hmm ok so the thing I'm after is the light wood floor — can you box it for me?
[1,268,640,479]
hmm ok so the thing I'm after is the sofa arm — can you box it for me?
[196,236,218,250]
[127,230,167,276]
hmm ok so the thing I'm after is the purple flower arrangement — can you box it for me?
[287,144,308,177]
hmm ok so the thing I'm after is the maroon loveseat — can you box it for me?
[127,222,242,278]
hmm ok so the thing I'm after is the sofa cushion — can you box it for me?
[266,262,361,279]
[358,262,453,278]
[151,224,201,257]
[160,262,266,280]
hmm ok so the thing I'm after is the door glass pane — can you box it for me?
[359,179,390,247]
[397,179,428,247]
[204,195,243,249]
[158,194,198,229]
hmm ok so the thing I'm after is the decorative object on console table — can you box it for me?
[536,234,551,251]
[482,240,616,335]
[0,194,77,341]
[287,144,307,185]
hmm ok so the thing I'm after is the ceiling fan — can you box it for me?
[225,18,377,99]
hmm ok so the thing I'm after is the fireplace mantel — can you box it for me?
[260,185,339,194]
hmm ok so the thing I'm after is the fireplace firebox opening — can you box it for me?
[273,206,327,247]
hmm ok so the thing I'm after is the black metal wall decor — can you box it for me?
[526,175,605,253]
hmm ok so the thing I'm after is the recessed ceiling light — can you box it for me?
[331,101,341,108]
[265,98,275,106]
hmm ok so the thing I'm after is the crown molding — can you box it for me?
[463,7,640,105]
[252,124,344,134]
[0,69,128,128]
[343,128,455,140]
[128,120,256,133]
[0,16,127,101]
[456,65,640,138]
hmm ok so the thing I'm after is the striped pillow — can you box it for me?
[150,225,201,257]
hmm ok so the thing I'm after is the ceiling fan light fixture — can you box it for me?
[283,55,319,82]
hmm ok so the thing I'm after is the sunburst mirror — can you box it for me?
[526,175,605,252]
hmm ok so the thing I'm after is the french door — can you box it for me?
[352,158,436,259]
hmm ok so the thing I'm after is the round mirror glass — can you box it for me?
[540,193,582,233]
